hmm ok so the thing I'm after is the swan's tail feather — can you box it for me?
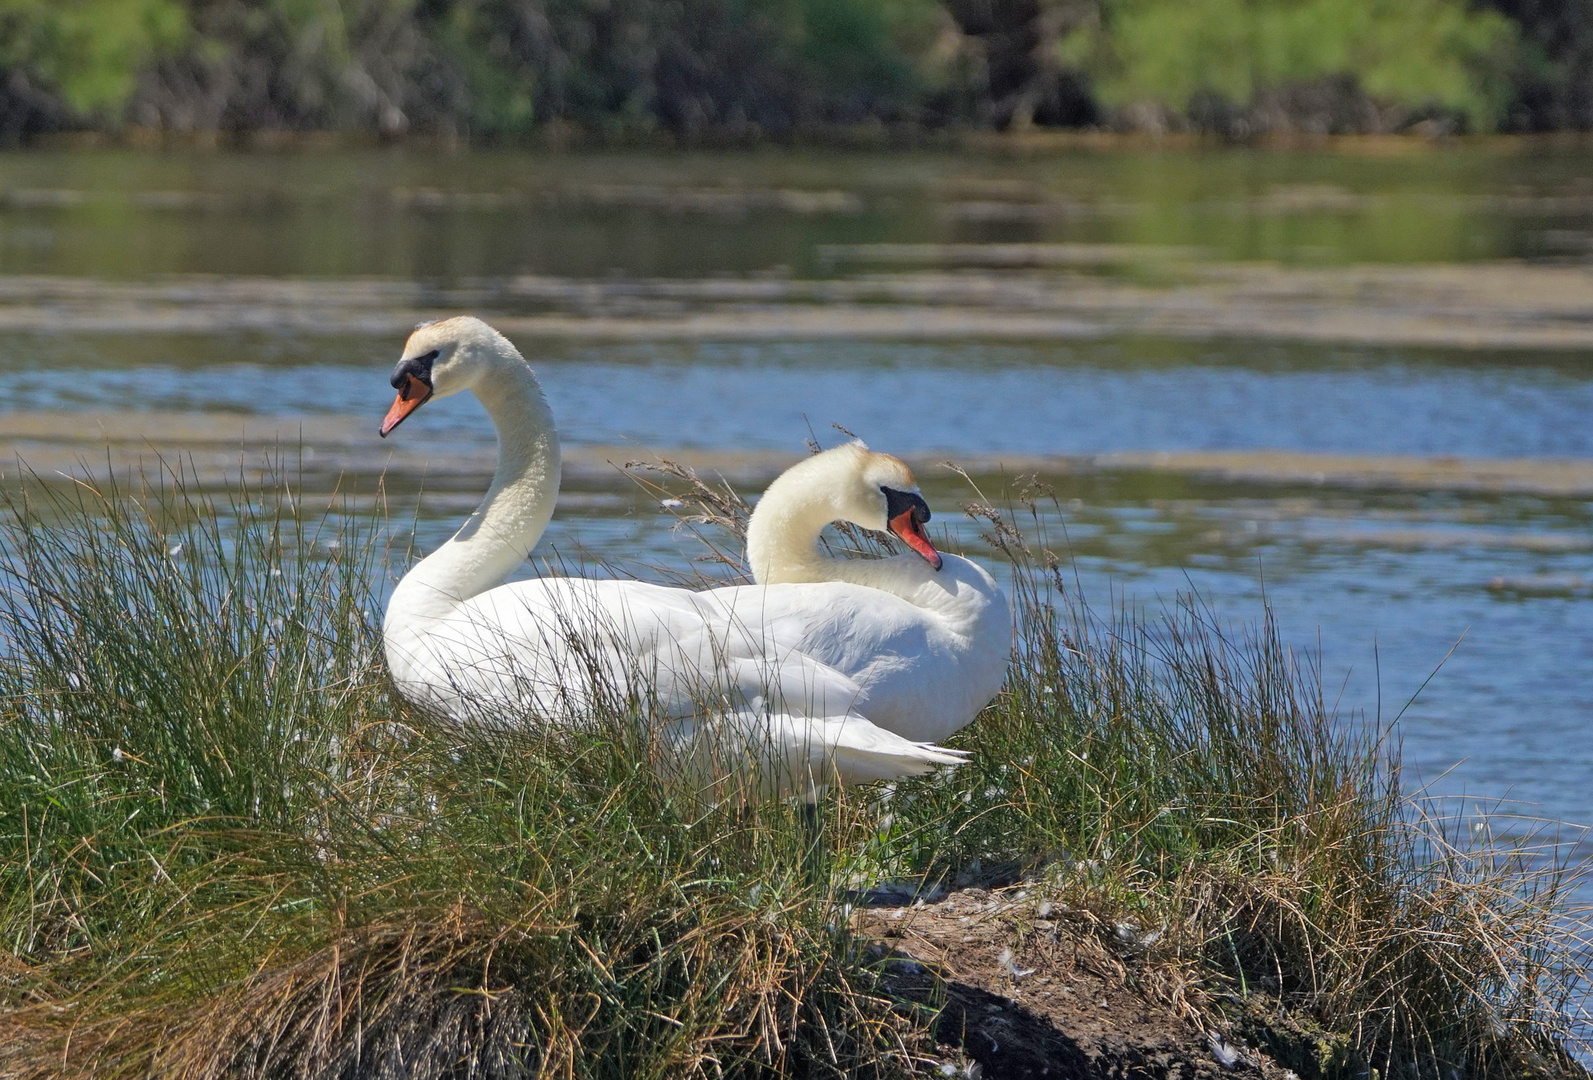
[673,710,968,802]
[828,738,969,784]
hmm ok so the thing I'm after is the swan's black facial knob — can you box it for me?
[380,349,440,437]
[391,349,439,390]
[882,486,930,526]
[881,486,941,570]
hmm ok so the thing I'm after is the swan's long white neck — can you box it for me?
[746,477,849,586]
[746,450,948,604]
[388,357,560,625]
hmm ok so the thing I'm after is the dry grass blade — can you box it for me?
[622,456,753,585]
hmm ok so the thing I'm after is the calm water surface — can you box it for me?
[3,145,1591,853]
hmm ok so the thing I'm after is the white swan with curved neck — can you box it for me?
[379,317,1007,798]
[740,443,1011,744]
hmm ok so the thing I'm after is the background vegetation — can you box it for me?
[0,0,1589,141]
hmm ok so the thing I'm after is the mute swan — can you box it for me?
[742,442,1011,745]
[378,316,973,799]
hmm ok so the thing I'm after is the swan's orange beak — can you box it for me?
[380,374,433,437]
[889,509,942,571]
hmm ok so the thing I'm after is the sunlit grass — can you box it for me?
[0,457,1586,1079]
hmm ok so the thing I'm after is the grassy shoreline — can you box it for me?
[0,457,1587,1078]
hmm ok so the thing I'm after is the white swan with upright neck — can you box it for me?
[378,316,1010,798]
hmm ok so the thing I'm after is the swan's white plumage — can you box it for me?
[380,316,1004,799]
[386,576,967,796]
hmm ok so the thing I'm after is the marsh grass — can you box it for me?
[0,456,1586,1079]
[0,459,917,1078]
[882,489,1593,1077]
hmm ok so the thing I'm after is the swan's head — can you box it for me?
[379,316,522,436]
[823,442,942,571]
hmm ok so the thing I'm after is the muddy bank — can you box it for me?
[6,411,1593,499]
[857,886,1287,1079]
[7,258,1593,349]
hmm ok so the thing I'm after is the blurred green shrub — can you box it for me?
[424,0,954,134]
[1484,0,1593,131]
[0,0,1570,136]
[143,0,447,132]
[0,0,186,114]
[3,0,959,135]
[1073,0,1518,128]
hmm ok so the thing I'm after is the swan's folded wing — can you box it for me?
[407,577,969,797]
[702,572,1013,745]
[392,578,674,722]
[623,604,973,796]
[708,581,930,678]
[446,577,872,725]
[638,594,875,722]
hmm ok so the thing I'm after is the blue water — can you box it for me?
[14,336,1593,460]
